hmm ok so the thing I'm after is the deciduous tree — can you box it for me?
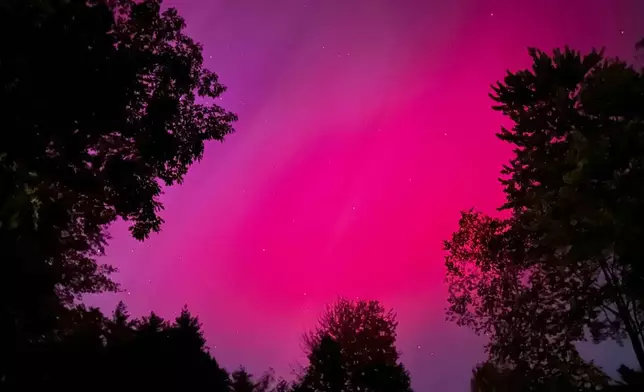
[445,44,644,385]
[1,0,236,382]
[298,298,413,392]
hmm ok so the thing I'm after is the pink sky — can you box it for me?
[89,1,644,390]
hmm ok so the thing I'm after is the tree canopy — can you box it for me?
[296,298,413,392]
[445,45,644,388]
[1,0,236,378]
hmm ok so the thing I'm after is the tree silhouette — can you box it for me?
[14,303,234,391]
[471,362,509,392]
[445,211,610,385]
[130,306,230,392]
[271,379,293,392]
[11,305,109,390]
[256,368,288,392]
[228,366,289,392]
[493,46,644,367]
[614,365,644,391]
[165,306,230,391]
[470,360,608,392]
[231,367,259,392]
[301,335,346,392]
[1,0,236,384]
[104,301,137,389]
[297,298,413,392]
[445,45,644,384]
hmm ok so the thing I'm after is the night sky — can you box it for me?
[90,1,644,390]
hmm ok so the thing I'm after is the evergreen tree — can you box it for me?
[20,304,232,391]
[167,306,229,391]
[104,301,137,390]
[231,367,258,392]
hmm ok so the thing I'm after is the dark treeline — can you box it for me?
[3,0,644,391]
[13,298,413,392]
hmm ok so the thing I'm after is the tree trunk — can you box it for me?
[600,260,644,370]
[617,303,644,371]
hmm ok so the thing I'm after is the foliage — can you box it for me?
[613,365,644,391]
[0,0,236,381]
[296,298,413,392]
[492,46,644,365]
[11,303,231,391]
[470,361,609,392]
[470,362,644,392]
[444,45,644,386]
[231,367,260,392]
[446,211,610,389]
[272,379,294,392]
[14,301,420,392]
